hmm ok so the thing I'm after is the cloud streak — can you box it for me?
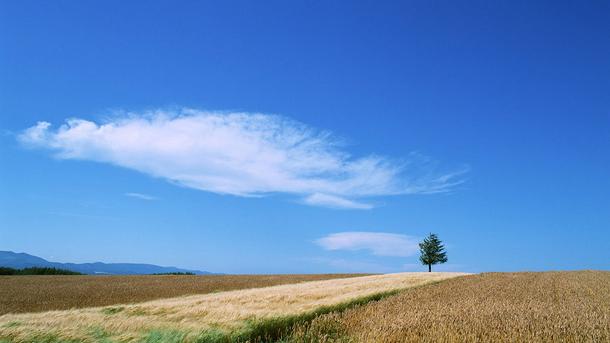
[19,109,466,208]
[124,192,157,201]
[315,232,420,257]
[303,193,374,210]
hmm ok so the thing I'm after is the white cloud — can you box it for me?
[124,192,157,201]
[315,232,419,257]
[19,109,466,209]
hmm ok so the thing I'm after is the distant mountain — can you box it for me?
[0,251,213,275]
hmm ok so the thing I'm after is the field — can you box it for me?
[0,272,463,342]
[0,274,369,315]
[290,271,610,342]
[1,271,607,343]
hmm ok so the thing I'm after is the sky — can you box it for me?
[1,1,609,274]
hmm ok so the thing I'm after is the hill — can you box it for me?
[0,251,212,275]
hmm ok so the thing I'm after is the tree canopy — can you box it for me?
[419,233,448,272]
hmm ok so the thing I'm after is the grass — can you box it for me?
[0,272,464,342]
[288,270,610,342]
[134,290,406,343]
[101,307,125,315]
[0,273,369,315]
[223,288,406,342]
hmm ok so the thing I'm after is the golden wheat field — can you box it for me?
[0,274,369,315]
[0,272,463,343]
[290,271,610,343]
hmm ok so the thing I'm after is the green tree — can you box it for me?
[419,233,447,272]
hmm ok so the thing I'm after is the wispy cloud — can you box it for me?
[19,109,467,209]
[124,192,157,201]
[303,193,374,210]
[316,232,420,257]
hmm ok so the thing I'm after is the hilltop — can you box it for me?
[0,251,212,275]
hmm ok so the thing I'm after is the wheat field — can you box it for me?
[289,271,610,343]
[0,272,464,342]
[0,274,369,315]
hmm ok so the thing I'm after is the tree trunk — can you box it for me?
[428,264,431,272]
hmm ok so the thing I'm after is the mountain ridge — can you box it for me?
[0,251,214,275]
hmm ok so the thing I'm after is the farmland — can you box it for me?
[290,271,610,342]
[0,272,463,342]
[1,271,608,343]
[0,274,369,315]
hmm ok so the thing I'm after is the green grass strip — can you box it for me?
[191,288,405,343]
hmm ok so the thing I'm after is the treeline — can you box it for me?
[152,272,195,275]
[0,267,83,275]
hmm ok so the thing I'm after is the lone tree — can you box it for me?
[419,233,447,272]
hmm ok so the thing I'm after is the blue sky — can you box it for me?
[1,1,609,274]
